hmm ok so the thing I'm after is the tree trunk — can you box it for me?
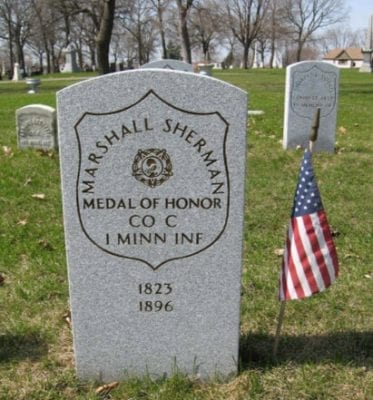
[38,51,43,73]
[89,44,96,68]
[6,18,14,73]
[137,21,144,65]
[96,0,116,75]
[296,41,303,62]
[242,43,249,69]
[156,1,167,59]
[50,44,57,73]
[177,2,192,63]
[14,27,25,72]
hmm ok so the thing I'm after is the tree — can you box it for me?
[95,0,115,73]
[48,0,116,74]
[118,0,157,66]
[150,0,169,59]
[0,0,34,73]
[175,0,195,63]
[320,25,365,54]
[190,0,221,62]
[225,0,270,69]
[166,39,181,59]
[282,0,347,61]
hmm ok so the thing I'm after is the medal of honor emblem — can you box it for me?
[132,148,173,188]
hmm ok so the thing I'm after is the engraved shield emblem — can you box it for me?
[75,90,229,270]
[291,65,337,119]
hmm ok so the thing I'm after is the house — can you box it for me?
[323,48,363,68]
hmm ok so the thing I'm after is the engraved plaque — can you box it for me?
[76,90,229,270]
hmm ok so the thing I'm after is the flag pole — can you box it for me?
[272,300,286,358]
[273,108,321,359]
[309,108,320,153]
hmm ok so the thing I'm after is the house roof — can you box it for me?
[323,47,363,61]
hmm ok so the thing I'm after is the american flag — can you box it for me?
[279,149,339,301]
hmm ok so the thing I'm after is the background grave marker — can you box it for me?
[140,59,193,72]
[16,104,57,150]
[283,61,339,153]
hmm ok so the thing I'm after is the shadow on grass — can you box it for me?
[239,331,372,370]
[0,331,48,362]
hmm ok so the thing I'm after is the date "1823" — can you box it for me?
[138,283,173,312]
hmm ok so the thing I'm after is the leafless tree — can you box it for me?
[0,0,34,73]
[190,0,221,62]
[50,0,116,74]
[118,0,157,66]
[225,0,270,69]
[281,0,347,61]
[320,25,366,54]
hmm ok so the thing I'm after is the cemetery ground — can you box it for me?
[0,70,371,399]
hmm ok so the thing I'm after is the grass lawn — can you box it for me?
[0,69,372,399]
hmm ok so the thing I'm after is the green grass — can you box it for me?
[0,69,372,399]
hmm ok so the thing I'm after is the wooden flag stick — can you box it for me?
[273,300,286,358]
[273,108,321,359]
[309,108,321,153]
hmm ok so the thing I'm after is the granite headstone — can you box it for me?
[283,61,339,153]
[360,14,373,73]
[16,105,57,150]
[140,59,193,72]
[57,70,247,381]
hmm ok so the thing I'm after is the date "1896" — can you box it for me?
[138,283,173,312]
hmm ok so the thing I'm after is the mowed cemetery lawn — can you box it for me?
[0,69,371,399]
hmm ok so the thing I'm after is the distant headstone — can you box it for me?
[283,61,339,153]
[12,63,21,81]
[140,59,193,72]
[16,105,57,150]
[61,46,80,73]
[57,70,247,381]
[360,15,373,73]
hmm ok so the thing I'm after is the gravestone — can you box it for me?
[140,59,193,72]
[360,15,373,73]
[57,69,247,381]
[16,105,57,150]
[283,61,339,153]
[61,46,80,73]
[12,63,21,81]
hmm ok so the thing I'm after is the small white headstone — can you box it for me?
[283,61,339,153]
[140,59,193,72]
[57,70,247,381]
[13,63,21,81]
[16,105,57,150]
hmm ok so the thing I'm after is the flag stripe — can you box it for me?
[281,235,298,300]
[301,214,327,292]
[289,218,311,298]
[307,212,332,287]
[311,211,338,282]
